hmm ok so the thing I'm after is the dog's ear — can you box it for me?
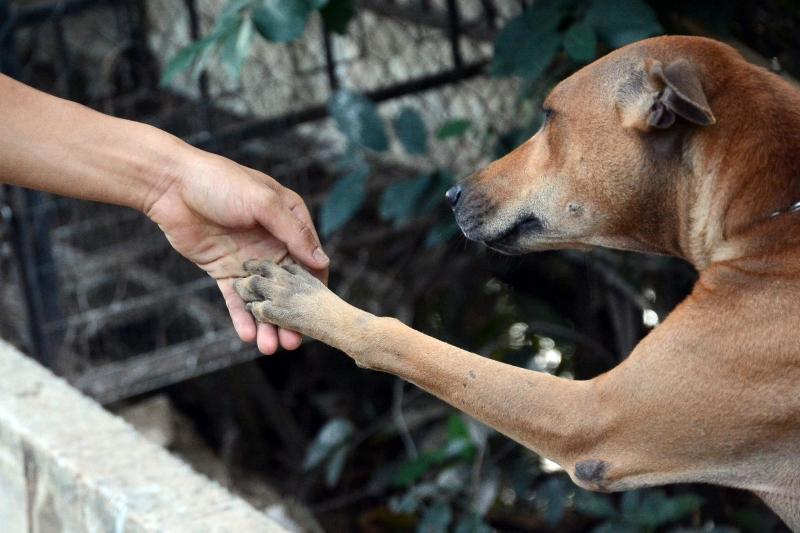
[646,58,715,129]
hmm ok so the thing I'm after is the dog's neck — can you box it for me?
[676,69,800,270]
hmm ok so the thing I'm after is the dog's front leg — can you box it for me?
[235,261,605,475]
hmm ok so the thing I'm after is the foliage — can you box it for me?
[319,164,369,238]
[160,0,356,86]
[320,93,457,239]
[303,417,354,487]
[435,119,472,140]
[490,0,662,76]
[393,107,429,156]
[575,488,709,532]
[328,90,390,152]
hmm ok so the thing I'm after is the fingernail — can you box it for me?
[313,247,330,265]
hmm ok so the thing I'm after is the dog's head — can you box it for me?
[449,36,729,255]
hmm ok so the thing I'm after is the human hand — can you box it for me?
[144,149,329,354]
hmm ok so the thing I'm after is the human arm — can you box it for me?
[0,73,329,353]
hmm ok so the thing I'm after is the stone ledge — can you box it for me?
[0,338,288,533]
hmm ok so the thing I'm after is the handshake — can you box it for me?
[234,260,336,343]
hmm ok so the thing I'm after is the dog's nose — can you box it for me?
[445,185,462,208]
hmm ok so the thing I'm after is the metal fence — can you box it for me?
[0,0,527,403]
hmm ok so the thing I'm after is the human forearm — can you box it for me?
[1,74,329,353]
[0,73,184,212]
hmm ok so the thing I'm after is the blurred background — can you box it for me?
[0,0,798,531]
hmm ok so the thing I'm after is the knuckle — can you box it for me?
[261,188,279,207]
[297,224,317,245]
[282,189,303,207]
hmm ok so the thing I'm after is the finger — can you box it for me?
[253,189,330,272]
[242,170,330,284]
[219,280,256,343]
[240,168,315,235]
[257,322,280,355]
[278,328,303,350]
[279,191,330,284]
[281,189,321,243]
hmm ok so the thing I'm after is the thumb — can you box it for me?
[253,189,329,271]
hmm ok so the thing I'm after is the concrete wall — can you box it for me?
[0,338,287,533]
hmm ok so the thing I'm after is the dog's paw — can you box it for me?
[234,260,326,333]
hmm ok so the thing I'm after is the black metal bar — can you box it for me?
[0,11,51,362]
[480,0,498,30]
[322,23,339,92]
[6,188,51,363]
[184,0,214,134]
[190,60,487,150]
[0,3,21,76]
[12,0,121,27]
[2,0,69,365]
[446,0,464,70]
[51,4,74,98]
[362,0,495,43]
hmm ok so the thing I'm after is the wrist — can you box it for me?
[134,125,195,215]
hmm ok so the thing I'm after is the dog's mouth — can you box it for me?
[479,215,546,255]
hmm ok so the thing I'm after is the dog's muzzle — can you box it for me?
[445,185,544,253]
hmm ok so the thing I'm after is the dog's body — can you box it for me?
[236,36,800,528]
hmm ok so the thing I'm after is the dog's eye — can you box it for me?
[541,107,554,125]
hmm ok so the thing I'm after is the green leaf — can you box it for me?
[436,118,472,140]
[425,220,460,247]
[563,20,597,63]
[161,33,219,87]
[392,456,434,488]
[379,174,433,225]
[393,107,429,156]
[574,490,618,519]
[324,445,348,488]
[252,0,314,43]
[221,16,254,80]
[220,0,254,19]
[669,522,736,533]
[209,7,246,40]
[320,167,369,236]
[320,0,355,34]
[491,1,565,79]
[586,0,663,48]
[536,476,569,527]
[418,502,452,533]
[161,0,251,85]
[328,90,389,151]
[303,417,354,469]
[160,45,201,87]
[592,523,640,533]
[454,513,493,533]
[447,414,469,440]
[623,490,703,529]
[620,490,642,517]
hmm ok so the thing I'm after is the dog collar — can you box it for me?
[769,200,800,218]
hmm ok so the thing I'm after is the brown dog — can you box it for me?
[235,36,800,529]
